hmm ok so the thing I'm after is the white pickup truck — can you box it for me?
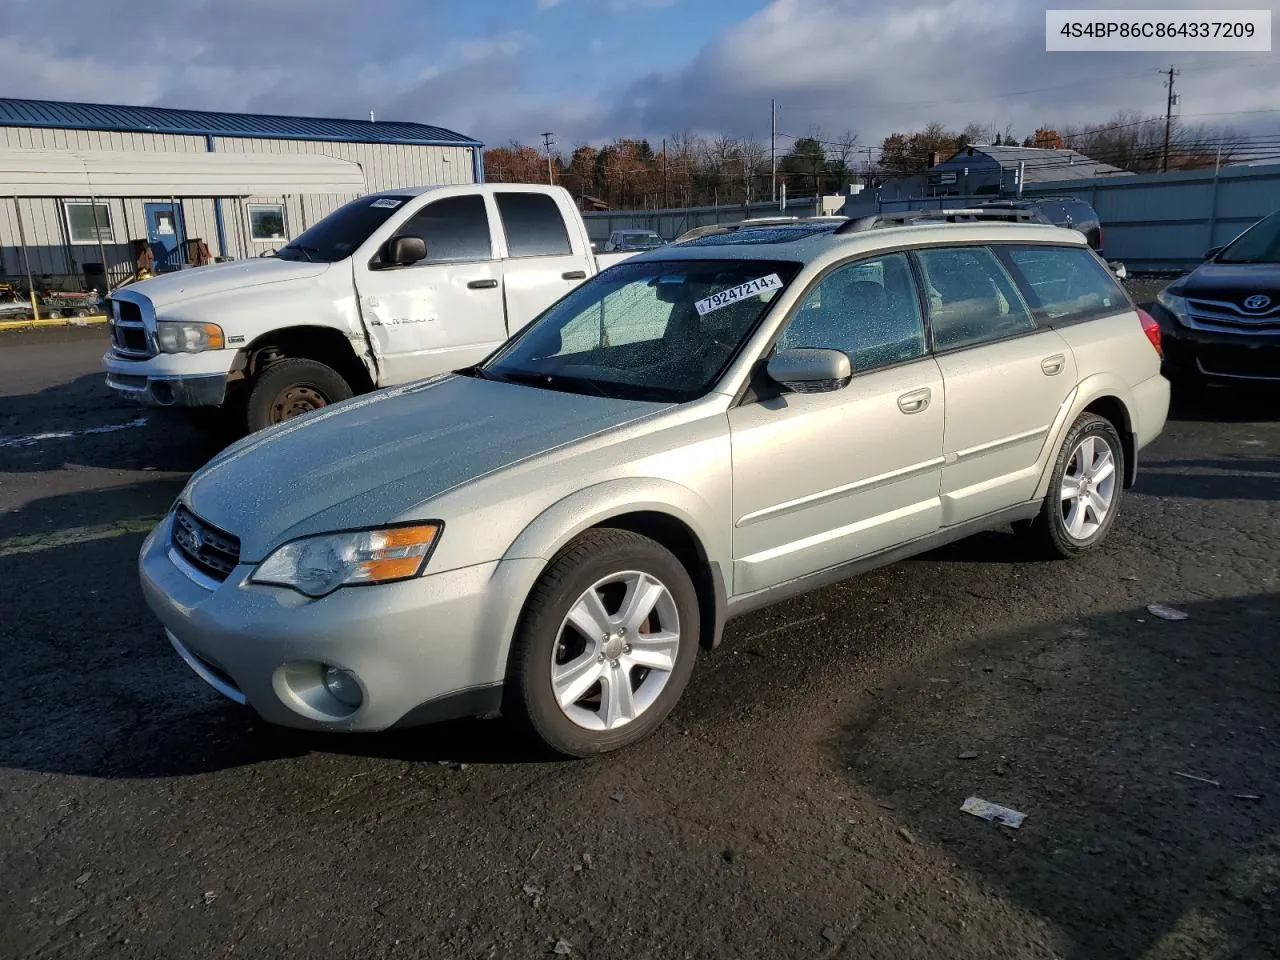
[103,184,635,433]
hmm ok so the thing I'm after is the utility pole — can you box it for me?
[1161,65,1180,173]
[662,137,668,209]
[770,99,777,203]
[862,146,875,186]
[541,132,556,184]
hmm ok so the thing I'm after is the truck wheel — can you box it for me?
[245,358,353,432]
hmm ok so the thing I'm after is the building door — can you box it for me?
[144,202,185,269]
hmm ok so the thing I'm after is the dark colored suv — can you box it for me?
[1150,211,1280,392]
[976,197,1104,253]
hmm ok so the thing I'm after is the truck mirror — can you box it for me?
[387,235,426,266]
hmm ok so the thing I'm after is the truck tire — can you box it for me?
[244,358,353,432]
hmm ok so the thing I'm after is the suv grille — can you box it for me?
[1187,296,1280,333]
[107,298,154,358]
[171,505,241,581]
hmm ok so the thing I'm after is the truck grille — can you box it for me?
[171,505,241,581]
[107,298,154,358]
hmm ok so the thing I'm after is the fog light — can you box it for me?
[322,666,363,708]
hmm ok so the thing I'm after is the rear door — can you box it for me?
[354,193,507,384]
[915,244,1077,526]
[495,191,594,334]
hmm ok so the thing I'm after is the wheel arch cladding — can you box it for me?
[242,325,374,392]
[1081,395,1136,488]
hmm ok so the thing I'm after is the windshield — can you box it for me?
[276,194,413,263]
[621,233,664,249]
[481,258,802,402]
[1216,212,1280,263]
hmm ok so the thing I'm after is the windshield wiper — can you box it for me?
[486,368,616,399]
[280,243,321,262]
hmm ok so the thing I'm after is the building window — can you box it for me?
[64,202,114,244]
[248,203,287,242]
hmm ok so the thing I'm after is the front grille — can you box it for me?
[171,505,241,581]
[1187,297,1280,333]
[1196,344,1280,380]
[107,298,154,358]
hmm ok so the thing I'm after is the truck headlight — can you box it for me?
[250,523,443,597]
[1155,288,1190,324]
[156,320,225,353]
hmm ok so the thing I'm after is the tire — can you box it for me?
[1023,412,1125,560]
[244,358,352,433]
[505,528,700,757]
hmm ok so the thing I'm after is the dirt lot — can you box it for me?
[1,323,1277,960]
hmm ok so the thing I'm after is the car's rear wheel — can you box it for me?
[1023,412,1124,559]
[506,528,699,757]
[244,358,352,432]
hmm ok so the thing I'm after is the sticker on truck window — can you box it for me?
[694,273,783,316]
[370,198,403,209]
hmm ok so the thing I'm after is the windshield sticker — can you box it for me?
[694,273,783,316]
[370,198,403,209]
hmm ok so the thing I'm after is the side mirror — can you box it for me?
[386,235,426,266]
[767,348,852,393]
[1108,260,1127,280]
[1204,246,1223,260]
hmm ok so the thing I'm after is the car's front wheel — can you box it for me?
[1024,412,1125,559]
[506,529,700,757]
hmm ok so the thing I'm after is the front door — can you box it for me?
[492,191,591,335]
[729,252,945,595]
[354,193,507,385]
[144,202,185,269]
[913,245,1078,525]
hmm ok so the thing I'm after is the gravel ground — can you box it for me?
[1,327,1277,960]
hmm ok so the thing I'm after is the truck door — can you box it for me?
[493,191,594,334]
[352,194,507,385]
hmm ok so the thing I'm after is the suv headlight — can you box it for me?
[156,320,224,353]
[251,523,443,597]
[1155,288,1189,323]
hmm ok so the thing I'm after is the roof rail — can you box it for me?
[833,207,1039,235]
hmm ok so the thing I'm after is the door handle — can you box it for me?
[1041,353,1066,376]
[897,387,931,414]
[562,270,587,280]
[467,278,499,290]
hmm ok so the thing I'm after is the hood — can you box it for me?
[183,375,669,561]
[126,257,330,308]
[1178,261,1280,305]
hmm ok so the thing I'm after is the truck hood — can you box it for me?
[183,375,669,561]
[126,257,331,308]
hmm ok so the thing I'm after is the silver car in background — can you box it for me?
[140,218,1169,756]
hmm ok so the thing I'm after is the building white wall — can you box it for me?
[0,126,479,285]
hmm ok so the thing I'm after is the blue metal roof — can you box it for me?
[0,98,481,147]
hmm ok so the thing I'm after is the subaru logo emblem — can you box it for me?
[1243,294,1271,311]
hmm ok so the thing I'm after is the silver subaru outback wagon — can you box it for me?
[140,218,1170,756]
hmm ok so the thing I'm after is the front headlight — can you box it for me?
[250,523,443,597]
[156,320,225,353]
[1155,288,1190,323]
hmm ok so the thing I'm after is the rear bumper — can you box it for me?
[103,350,233,407]
[1151,305,1280,383]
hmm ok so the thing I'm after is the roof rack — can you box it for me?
[833,207,1039,235]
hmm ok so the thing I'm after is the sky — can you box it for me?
[2,0,1278,154]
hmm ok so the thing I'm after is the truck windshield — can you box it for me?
[275,195,413,263]
[480,258,801,402]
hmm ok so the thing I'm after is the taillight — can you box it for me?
[1138,308,1162,357]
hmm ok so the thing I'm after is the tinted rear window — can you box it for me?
[1002,245,1127,323]
[496,192,573,257]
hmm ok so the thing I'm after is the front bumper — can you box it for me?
[139,514,541,731]
[1151,304,1280,383]
[103,350,234,407]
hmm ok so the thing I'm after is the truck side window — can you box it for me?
[399,195,492,263]
[496,193,573,257]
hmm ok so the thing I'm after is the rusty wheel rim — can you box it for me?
[270,385,328,423]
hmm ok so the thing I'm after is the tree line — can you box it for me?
[485,113,1241,209]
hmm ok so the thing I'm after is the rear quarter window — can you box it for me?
[1001,245,1127,325]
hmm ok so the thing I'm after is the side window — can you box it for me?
[399,195,492,263]
[1003,245,1126,324]
[496,192,573,257]
[777,253,927,371]
[915,246,1036,352]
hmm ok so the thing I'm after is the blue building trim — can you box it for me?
[205,134,229,257]
[472,145,486,184]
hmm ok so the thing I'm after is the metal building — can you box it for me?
[0,97,482,295]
